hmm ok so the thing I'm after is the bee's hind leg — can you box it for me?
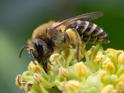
[73,30,82,62]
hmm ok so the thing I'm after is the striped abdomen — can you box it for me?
[69,20,109,44]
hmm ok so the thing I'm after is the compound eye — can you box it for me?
[34,39,44,55]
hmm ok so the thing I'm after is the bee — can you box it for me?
[19,12,109,72]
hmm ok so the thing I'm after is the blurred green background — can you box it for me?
[0,0,124,93]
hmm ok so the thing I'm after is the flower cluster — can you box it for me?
[16,45,124,93]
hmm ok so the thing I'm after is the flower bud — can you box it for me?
[99,72,117,84]
[102,58,116,73]
[65,80,80,93]
[106,48,122,56]
[74,62,89,78]
[16,75,22,87]
[116,65,124,76]
[98,70,107,83]
[87,46,96,56]
[58,81,66,92]
[118,51,124,64]
[21,71,34,83]
[93,51,105,64]
[59,67,68,78]
[106,48,122,63]
[58,80,80,93]
[116,81,124,93]
[23,83,32,92]
[15,74,33,92]
[49,53,60,64]
[33,73,42,83]
[101,85,117,93]
[116,74,124,93]
[28,61,42,73]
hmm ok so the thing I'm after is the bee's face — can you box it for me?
[27,39,47,62]
[26,39,50,72]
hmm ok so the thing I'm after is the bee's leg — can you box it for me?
[73,30,82,62]
[42,62,47,72]
[63,27,82,62]
[63,27,72,60]
[48,60,53,65]
[63,45,70,60]
[41,57,48,73]
[29,49,36,64]
[76,42,80,62]
[43,62,48,73]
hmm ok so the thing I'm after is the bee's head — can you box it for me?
[19,39,47,63]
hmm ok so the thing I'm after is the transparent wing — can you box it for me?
[69,11,103,21]
[49,12,103,29]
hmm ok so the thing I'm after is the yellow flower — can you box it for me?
[16,46,124,93]
[74,62,89,78]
